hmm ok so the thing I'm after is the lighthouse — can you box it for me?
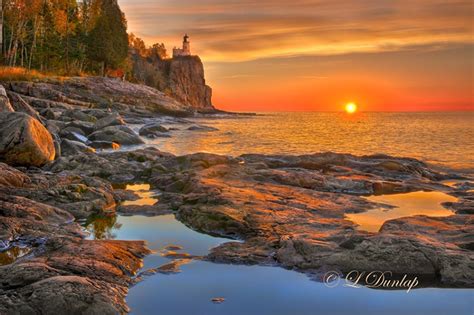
[172,34,191,57]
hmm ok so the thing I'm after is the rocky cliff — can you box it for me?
[131,53,214,112]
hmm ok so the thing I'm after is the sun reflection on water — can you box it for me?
[346,191,457,232]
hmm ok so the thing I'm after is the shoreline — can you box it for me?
[0,76,473,313]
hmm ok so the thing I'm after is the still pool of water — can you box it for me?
[121,184,160,207]
[346,191,458,232]
[83,214,473,315]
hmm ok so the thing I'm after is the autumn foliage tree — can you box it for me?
[1,0,129,75]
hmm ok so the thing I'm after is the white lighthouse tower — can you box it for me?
[172,34,191,57]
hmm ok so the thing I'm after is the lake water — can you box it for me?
[148,111,474,172]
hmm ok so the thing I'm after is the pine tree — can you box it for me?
[87,0,128,75]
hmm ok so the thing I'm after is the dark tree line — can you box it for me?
[1,0,129,75]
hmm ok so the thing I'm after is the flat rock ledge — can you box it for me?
[48,147,474,287]
[0,163,150,314]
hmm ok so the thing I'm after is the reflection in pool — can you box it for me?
[121,184,160,206]
[0,246,31,266]
[82,214,122,240]
[346,191,457,232]
[83,214,473,315]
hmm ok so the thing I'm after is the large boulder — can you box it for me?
[89,125,144,145]
[0,85,14,113]
[0,112,56,167]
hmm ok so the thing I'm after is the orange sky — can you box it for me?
[119,0,473,111]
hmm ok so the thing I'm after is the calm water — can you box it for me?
[346,191,458,232]
[84,214,473,315]
[81,184,473,315]
[148,112,474,171]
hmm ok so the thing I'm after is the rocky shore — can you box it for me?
[0,77,473,313]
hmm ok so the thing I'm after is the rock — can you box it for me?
[61,139,96,156]
[61,109,97,123]
[0,238,150,314]
[139,123,169,137]
[59,126,88,142]
[67,120,95,135]
[0,163,30,187]
[6,91,42,121]
[0,112,55,167]
[46,120,68,135]
[89,141,121,150]
[0,193,74,225]
[155,259,192,274]
[40,108,60,120]
[131,53,215,111]
[82,109,110,119]
[187,125,218,131]
[0,85,14,112]
[94,112,125,131]
[164,245,184,251]
[89,125,144,145]
[147,152,474,287]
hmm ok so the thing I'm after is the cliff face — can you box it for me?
[131,53,214,112]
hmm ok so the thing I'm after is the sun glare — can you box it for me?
[345,102,357,114]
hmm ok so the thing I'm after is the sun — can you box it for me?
[345,102,358,114]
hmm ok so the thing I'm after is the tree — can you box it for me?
[87,0,127,75]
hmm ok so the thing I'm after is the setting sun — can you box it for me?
[345,102,358,114]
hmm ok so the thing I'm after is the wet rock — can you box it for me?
[148,152,474,287]
[113,189,139,203]
[187,125,218,131]
[60,139,95,156]
[161,251,194,259]
[211,297,225,304]
[67,120,95,135]
[89,141,121,150]
[89,125,144,145]
[156,259,192,274]
[0,112,55,167]
[59,125,86,140]
[164,245,184,251]
[94,112,125,131]
[124,117,146,124]
[83,108,110,119]
[61,109,97,123]
[139,123,169,137]
[0,239,150,314]
[372,181,409,195]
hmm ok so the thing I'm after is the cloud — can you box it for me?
[119,0,473,61]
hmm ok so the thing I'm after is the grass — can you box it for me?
[0,67,47,81]
[0,67,91,82]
